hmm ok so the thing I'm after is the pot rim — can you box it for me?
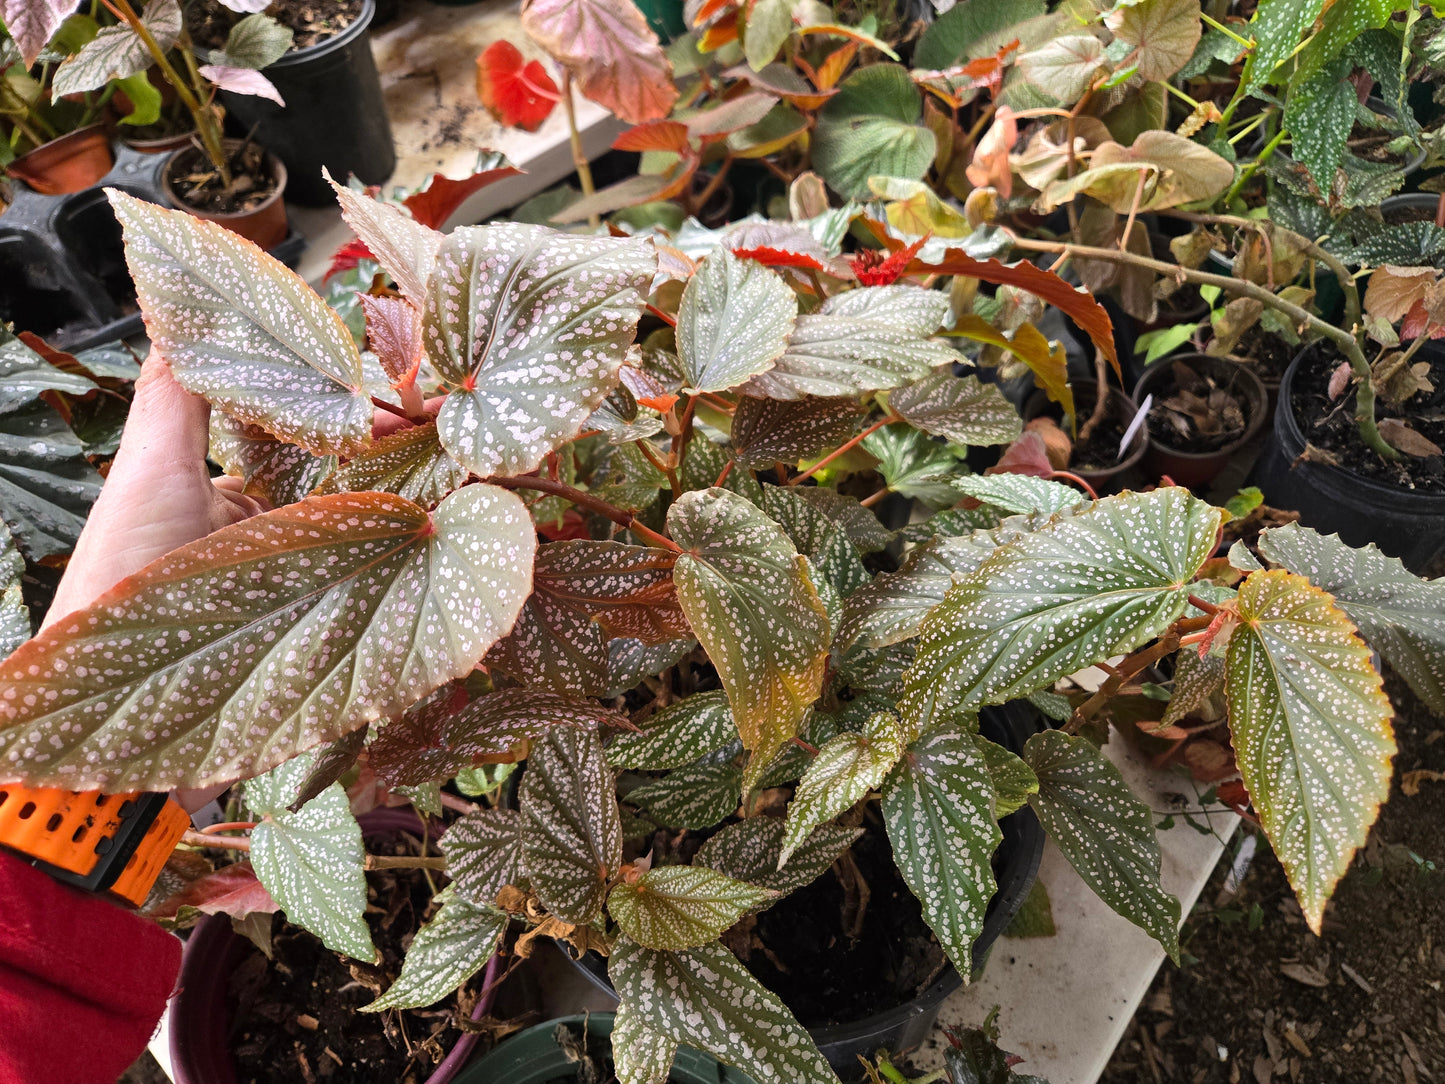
[160,139,288,223]
[1132,352,1269,460]
[1276,342,1445,506]
[1024,379,1150,477]
[259,0,374,67]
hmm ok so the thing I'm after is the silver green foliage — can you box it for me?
[889,371,1023,448]
[440,807,527,905]
[608,866,775,950]
[627,764,743,830]
[606,691,735,770]
[363,890,507,1011]
[695,816,861,902]
[675,248,798,393]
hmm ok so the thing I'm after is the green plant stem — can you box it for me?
[636,437,681,497]
[485,474,683,552]
[1200,11,1251,48]
[1160,208,1362,333]
[182,828,250,850]
[1007,235,1399,460]
[561,71,597,228]
[1223,127,1286,207]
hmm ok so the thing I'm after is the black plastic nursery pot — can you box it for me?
[454,1013,760,1084]
[561,702,1047,1084]
[1251,343,1445,576]
[0,140,303,352]
[1132,352,1268,489]
[1378,192,1444,228]
[170,808,483,1084]
[217,0,395,206]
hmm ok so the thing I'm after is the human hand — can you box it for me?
[42,354,269,632]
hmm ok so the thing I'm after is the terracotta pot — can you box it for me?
[1023,379,1149,493]
[1132,353,1269,489]
[7,126,115,195]
[161,140,289,250]
[124,130,197,155]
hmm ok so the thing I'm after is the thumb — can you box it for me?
[108,354,212,483]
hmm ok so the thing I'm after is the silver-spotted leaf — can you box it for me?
[440,807,527,906]
[838,534,992,651]
[0,398,103,561]
[669,488,831,787]
[110,191,370,456]
[1160,650,1225,727]
[363,891,507,1010]
[792,488,893,554]
[425,223,656,477]
[760,485,871,600]
[626,764,743,830]
[286,725,369,812]
[729,395,861,469]
[902,488,1221,728]
[882,727,1001,972]
[248,762,374,960]
[370,687,622,787]
[613,1001,678,1084]
[0,327,98,409]
[520,725,622,924]
[328,174,441,303]
[0,487,534,791]
[607,637,696,698]
[1023,729,1181,960]
[51,0,180,96]
[696,815,860,901]
[746,286,955,401]
[1,520,29,658]
[780,712,906,865]
[675,248,798,393]
[1259,523,1445,715]
[209,412,336,507]
[945,473,1084,517]
[606,690,735,770]
[1224,569,1395,933]
[609,937,838,1084]
[609,865,775,950]
[889,371,1022,447]
[314,422,467,507]
[977,735,1038,817]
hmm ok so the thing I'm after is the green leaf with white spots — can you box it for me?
[0,327,97,409]
[780,712,905,865]
[520,725,622,924]
[729,395,861,470]
[209,412,336,507]
[111,191,371,457]
[760,485,871,600]
[945,474,1084,517]
[1224,569,1395,934]
[609,866,776,950]
[488,540,689,695]
[792,488,893,554]
[0,520,29,658]
[746,287,955,401]
[698,815,861,905]
[1023,729,1180,960]
[1259,523,1445,715]
[627,764,743,830]
[839,534,992,651]
[606,690,735,770]
[883,727,1001,972]
[1160,650,1225,727]
[889,371,1022,448]
[1241,0,1327,94]
[1284,58,1356,192]
[977,736,1038,817]
[607,637,696,698]
[51,0,179,95]
[669,488,832,788]
[613,1001,678,1084]
[425,223,656,477]
[675,249,798,393]
[248,763,375,960]
[610,937,838,1084]
[862,424,967,508]
[813,63,936,201]
[363,890,507,1010]
[0,399,103,561]
[0,487,534,791]
[902,488,1222,729]
[370,688,621,787]
[328,175,441,303]
[440,807,527,906]
[314,422,466,507]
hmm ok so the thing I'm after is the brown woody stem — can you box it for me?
[1007,236,1398,461]
[364,855,448,871]
[1063,614,1214,734]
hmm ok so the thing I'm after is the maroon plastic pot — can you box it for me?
[169,808,488,1084]
[1132,353,1268,489]
[1023,379,1148,493]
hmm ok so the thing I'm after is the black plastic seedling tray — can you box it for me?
[1,141,305,352]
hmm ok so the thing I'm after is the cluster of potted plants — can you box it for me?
[2,0,1445,1082]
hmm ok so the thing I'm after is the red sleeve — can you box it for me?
[0,852,181,1084]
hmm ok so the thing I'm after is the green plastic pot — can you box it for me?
[454,1013,758,1084]
[633,0,687,41]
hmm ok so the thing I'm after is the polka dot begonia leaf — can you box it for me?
[0,486,534,791]
[362,889,508,1011]
[609,937,839,1084]
[668,488,832,790]
[439,807,528,907]
[209,411,336,508]
[424,223,657,477]
[314,421,467,508]
[674,248,798,394]
[612,1000,678,1084]
[608,865,776,951]
[109,190,372,457]
[1224,569,1396,934]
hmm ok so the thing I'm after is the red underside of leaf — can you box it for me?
[613,120,693,154]
[731,245,830,272]
[476,40,561,134]
[326,237,376,282]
